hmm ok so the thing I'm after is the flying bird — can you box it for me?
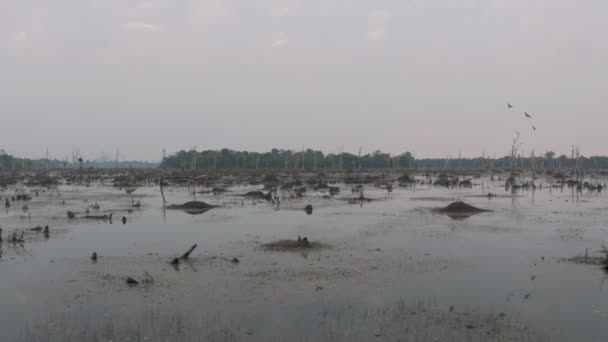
[525,112,532,118]
[507,103,513,109]
[532,125,536,131]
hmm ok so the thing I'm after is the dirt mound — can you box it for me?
[437,201,490,213]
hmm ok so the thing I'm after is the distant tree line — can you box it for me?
[161,148,608,171]
[0,149,158,170]
[3,147,608,172]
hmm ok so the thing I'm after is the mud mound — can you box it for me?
[167,201,217,210]
[260,239,330,251]
[433,202,490,219]
[437,201,490,213]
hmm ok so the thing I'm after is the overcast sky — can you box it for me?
[1,0,607,161]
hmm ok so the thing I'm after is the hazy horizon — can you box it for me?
[2,0,607,161]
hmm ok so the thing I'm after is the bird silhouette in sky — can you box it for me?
[525,112,532,118]
[532,125,536,131]
[507,103,513,109]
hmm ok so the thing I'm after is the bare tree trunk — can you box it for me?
[159,177,166,207]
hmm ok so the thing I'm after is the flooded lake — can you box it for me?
[1,176,608,341]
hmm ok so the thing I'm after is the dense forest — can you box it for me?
[161,148,608,171]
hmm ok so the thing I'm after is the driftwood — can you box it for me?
[84,213,113,220]
[171,244,198,265]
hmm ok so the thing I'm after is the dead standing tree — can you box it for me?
[159,177,166,207]
[509,131,521,177]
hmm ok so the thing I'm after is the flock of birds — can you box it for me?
[507,102,537,132]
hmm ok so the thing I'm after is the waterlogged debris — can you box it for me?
[304,204,313,215]
[30,225,43,232]
[84,213,113,220]
[398,173,415,183]
[170,244,198,266]
[241,191,272,201]
[125,277,139,286]
[262,174,279,183]
[11,230,24,244]
[564,245,608,272]
[212,187,227,194]
[261,237,329,251]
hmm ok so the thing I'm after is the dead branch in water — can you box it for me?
[170,244,198,265]
[181,244,197,259]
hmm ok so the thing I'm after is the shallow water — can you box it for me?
[1,178,608,341]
